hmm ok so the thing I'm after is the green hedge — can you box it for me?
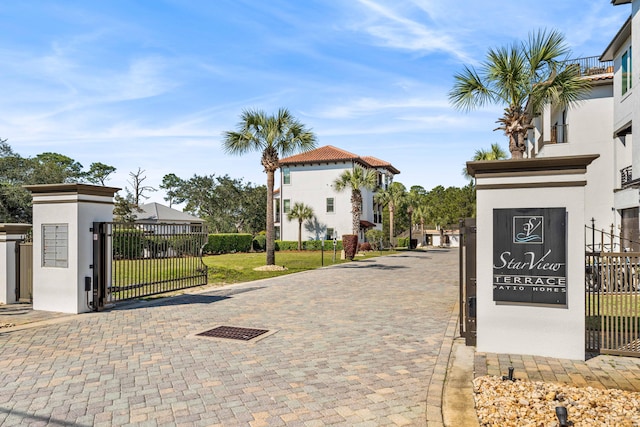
[274,240,343,251]
[397,237,409,248]
[113,229,145,259]
[204,233,252,254]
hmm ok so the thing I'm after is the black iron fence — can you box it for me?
[565,56,613,76]
[621,165,633,188]
[585,223,640,357]
[93,222,209,309]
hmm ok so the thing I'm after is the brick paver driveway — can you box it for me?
[0,249,458,426]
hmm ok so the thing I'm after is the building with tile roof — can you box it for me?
[275,145,400,243]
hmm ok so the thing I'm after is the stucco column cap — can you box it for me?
[0,224,32,234]
[466,154,600,178]
[23,183,120,197]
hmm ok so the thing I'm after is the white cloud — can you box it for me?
[347,0,473,62]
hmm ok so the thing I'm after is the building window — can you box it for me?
[283,199,291,214]
[623,48,632,96]
[326,198,334,213]
[275,200,281,223]
[326,227,334,240]
[283,167,291,185]
[275,226,281,240]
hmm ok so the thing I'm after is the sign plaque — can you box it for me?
[493,208,566,305]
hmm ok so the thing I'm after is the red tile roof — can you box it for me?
[280,145,360,164]
[280,145,400,174]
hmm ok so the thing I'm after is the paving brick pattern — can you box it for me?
[0,249,459,426]
[475,351,640,393]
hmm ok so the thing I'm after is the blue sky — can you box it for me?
[0,0,631,204]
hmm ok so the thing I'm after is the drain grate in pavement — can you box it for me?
[196,326,269,341]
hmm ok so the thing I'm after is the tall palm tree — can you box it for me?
[287,202,314,251]
[223,108,317,265]
[334,166,377,235]
[374,181,406,246]
[449,29,591,159]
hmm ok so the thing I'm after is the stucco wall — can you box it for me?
[279,163,382,242]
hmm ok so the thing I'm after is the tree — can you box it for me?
[127,168,156,206]
[159,173,184,208]
[31,152,84,184]
[171,174,266,234]
[449,29,591,158]
[113,190,140,223]
[374,181,406,246]
[462,143,507,179]
[413,204,429,246]
[334,166,377,235]
[85,162,117,186]
[223,108,317,265]
[287,202,314,250]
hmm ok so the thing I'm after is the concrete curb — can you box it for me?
[425,300,461,426]
[443,337,479,426]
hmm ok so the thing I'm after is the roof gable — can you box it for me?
[136,202,203,222]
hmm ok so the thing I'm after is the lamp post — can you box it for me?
[407,206,414,249]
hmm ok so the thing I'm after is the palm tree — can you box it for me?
[462,143,508,179]
[287,202,314,251]
[449,29,591,159]
[334,166,377,235]
[413,204,429,246]
[374,181,406,246]
[223,108,317,265]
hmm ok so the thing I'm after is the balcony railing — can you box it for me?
[550,124,568,144]
[563,56,613,76]
[621,165,633,188]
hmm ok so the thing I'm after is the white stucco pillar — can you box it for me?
[468,154,598,360]
[25,184,119,314]
[0,224,32,304]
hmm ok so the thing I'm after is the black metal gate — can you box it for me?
[586,222,640,357]
[459,218,477,346]
[92,222,209,310]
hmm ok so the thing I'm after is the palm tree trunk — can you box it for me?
[266,170,276,265]
[389,205,395,246]
[298,219,302,251]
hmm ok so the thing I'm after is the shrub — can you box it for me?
[252,234,266,251]
[204,233,252,254]
[342,234,358,260]
[273,240,344,251]
[397,237,409,248]
[359,242,372,252]
[365,229,386,249]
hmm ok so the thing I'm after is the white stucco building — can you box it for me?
[527,57,619,230]
[604,0,639,248]
[274,145,400,242]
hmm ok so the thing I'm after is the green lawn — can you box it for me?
[202,249,392,285]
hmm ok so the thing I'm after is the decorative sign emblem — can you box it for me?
[493,208,567,306]
[513,216,543,244]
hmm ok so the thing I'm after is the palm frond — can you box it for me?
[448,65,495,111]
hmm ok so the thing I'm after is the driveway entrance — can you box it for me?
[0,249,459,426]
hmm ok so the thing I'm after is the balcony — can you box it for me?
[563,56,613,76]
[538,124,568,152]
[621,165,633,188]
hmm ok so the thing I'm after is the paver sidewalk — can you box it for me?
[0,249,459,426]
